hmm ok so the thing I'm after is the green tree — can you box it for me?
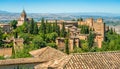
[45,32,58,42]
[46,20,53,34]
[52,23,56,32]
[60,22,66,37]
[102,30,120,51]
[14,31,18,38]
[74,47,83,53]
[88,32,95,48]
[33,36,46,48]
[22,22,29,33]
[80,40,89,52]
[29,18,34,34]
[56,26,60,36]
[33,22,38,34]
[65,38,69,54]
[55,20,60,36]
[39,18,46,34]
[80,25,89,34]
[10,20,18,29]
[0,28,3,47]
[20,33,32,44]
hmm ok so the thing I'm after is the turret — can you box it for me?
[97,18,103,23]
[20,9,27,20]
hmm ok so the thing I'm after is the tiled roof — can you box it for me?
[0,58,44,66]
[64,51,120,69]
[34,51,120,69]
[0,47,119,69]
[29,46,67,61]
[34,55,70,69]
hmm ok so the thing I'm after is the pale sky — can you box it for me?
[0,0,120,13]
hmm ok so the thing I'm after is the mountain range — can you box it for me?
[0,10,120,16]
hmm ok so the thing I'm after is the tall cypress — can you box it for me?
[88,32,95,48]
[10,20,18,29]
[22,22,28,33]
[56,26,60,36]
[33,23,38,34]
[46,20,52,33]
[39,18,46,34]
[52,23,56,32]
[65,38,69,54]
[29,18,34,34]
[55,20,60,36]
[55,20,57,32]
[60,22,66,37]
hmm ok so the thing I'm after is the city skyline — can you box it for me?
[0,0,120,13]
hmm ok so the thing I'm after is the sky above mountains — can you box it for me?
[0,0,120,13]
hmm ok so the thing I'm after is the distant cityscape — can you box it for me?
[1,10,120,34]
[0,0,120,68]
[0,10,120,25]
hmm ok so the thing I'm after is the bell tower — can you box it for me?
[20,9,27,21]
[17,9,27,26]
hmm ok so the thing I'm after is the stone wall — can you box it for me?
[0,48,12,57]
[56,38,65,51]
[78,18,105,48]
[13,38,24,52]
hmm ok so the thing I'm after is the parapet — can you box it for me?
[97,18,103,23]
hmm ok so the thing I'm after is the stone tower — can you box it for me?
[17,9,27,26]
[97,18,103,23]
[69,37,80,52]
[20,9,27,21]
[56,37,65,51]
[86,18,93,27]
[93,18,105,48]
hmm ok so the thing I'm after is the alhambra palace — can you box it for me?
[17,10,105,52]
[0,10,119,69]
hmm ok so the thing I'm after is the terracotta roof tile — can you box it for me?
[0,58,44,66]
[29,46,67,61]
[64,51,120,69]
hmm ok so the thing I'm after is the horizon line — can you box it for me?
[1,10,120,14]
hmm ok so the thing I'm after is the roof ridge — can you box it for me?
[71,51,120,55]
[46,46,67,55]
[38,46,50,57]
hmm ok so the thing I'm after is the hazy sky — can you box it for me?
[0,0,120,13]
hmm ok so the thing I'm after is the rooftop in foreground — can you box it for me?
[0,47,120,69]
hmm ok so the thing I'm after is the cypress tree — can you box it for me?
[39,18,46,34]
[33,23,38,34]
[52,23,56,32]
[29,18,34,34]
[55,20,57,32]
[46,20,49,34]
[55,20,60,36]
[65,38,69,54]
[10,20,18,29]
[22,22,28,33]
[0,28,3,47]
[60,22,66,37]
[46,22,52,33]
[14,31,18,38]
[56,26,60,36]
[88,32,95,48]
